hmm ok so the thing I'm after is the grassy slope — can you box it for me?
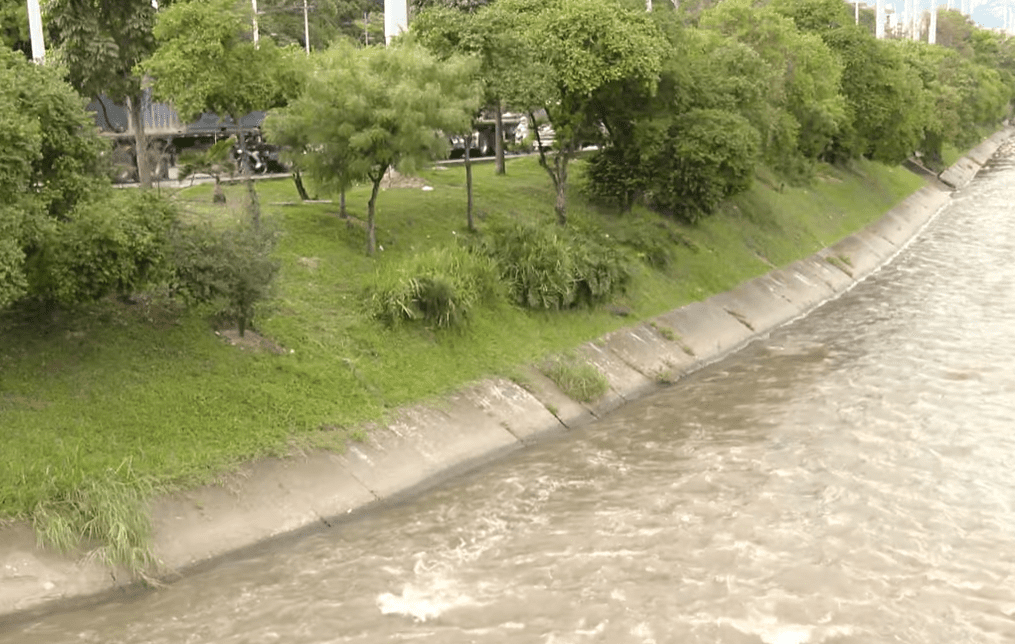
[0,155,924,561]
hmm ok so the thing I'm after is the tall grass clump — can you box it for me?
[473,220,634,310]
[368,245,503,329]
[542,352,609,403]
[29,460,159,579]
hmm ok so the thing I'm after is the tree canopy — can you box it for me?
[492,0,667,225]
[138,0,300,124]
[0,48,172,309]
[139,0,306,224]
[264,39,480,255]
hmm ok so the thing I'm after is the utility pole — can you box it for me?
[26,0,45,63]
[854,0,859,25]
[929,1,937,44]
[876,0,885,38]
[303,0,310,55]
[252,0,259,47]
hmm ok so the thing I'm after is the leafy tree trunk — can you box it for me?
[293,168,310,200]
[553,152,569,226]
[465,131,474,232]
[340,188,347,218]
[531,112,570,226]
[366,166,387,256]
[234,120,261,227]
[494,100,506,175]
[130,96,152,189]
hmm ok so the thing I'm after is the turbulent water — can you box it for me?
[5,144,1015,643]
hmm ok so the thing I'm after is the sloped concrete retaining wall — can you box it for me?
[2,128,1011,623]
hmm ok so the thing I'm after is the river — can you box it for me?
[5,143,1015,643]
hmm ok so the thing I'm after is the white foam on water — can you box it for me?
[376,577,478,623]
[541,620,608,644]
[722,615,855,644]
[630,621,657,643]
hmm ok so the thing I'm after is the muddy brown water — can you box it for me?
[5,145,1015,643]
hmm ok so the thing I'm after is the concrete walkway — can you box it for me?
[2,128,1011,623]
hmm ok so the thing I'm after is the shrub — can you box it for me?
[170,219,280,336]
[582,145,649,212]
[368,245,502,329]
[646,108,760,223]
[473,220,576,310]
[473,220,633,310]
[570,235,633,306]
[25,190,177,305]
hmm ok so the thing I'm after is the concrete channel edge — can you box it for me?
[1,127,1012,624]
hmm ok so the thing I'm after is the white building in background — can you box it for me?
[384,0,408,45]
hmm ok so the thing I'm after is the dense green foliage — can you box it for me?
[576,2,1012,220]
[368,245,502,329]
[471,220,634,310]
[486,0,667,224]
[170,218,281,337]
[26,191,176,305]
[263,39,480,254]
[257,0,384,50]
[0,48,172,309]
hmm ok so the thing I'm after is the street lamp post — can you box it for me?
[27,0,45,63]
[303,0,310,55]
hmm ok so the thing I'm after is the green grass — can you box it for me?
[541,353,610,403]
[0,154,926,575]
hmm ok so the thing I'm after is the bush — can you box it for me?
[473,220,633,310]
[646,108,760,223]
[368,245,502,329]
[170,219,280,336]
[582,145,649,212]
[25,190,177,305]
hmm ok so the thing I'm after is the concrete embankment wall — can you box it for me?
[2,127,1011,623]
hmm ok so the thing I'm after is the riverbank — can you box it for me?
[2,128,1011,624]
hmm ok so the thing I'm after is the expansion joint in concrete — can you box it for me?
[724,308,755,332]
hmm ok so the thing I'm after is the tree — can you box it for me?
[0,0,31,58]
[264,40,480,255]
[47,0,165,189]
[822,28,928,164]
[769,0,852,33]
[700,0,845,175]
[138,0,303,226]
[493,0,666,225]
[413,3,527,177]
[262,106,316,203]
[583,19,770,214]
[413,7,500,229]
[1,48,172,309]
[177,139,237,204]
